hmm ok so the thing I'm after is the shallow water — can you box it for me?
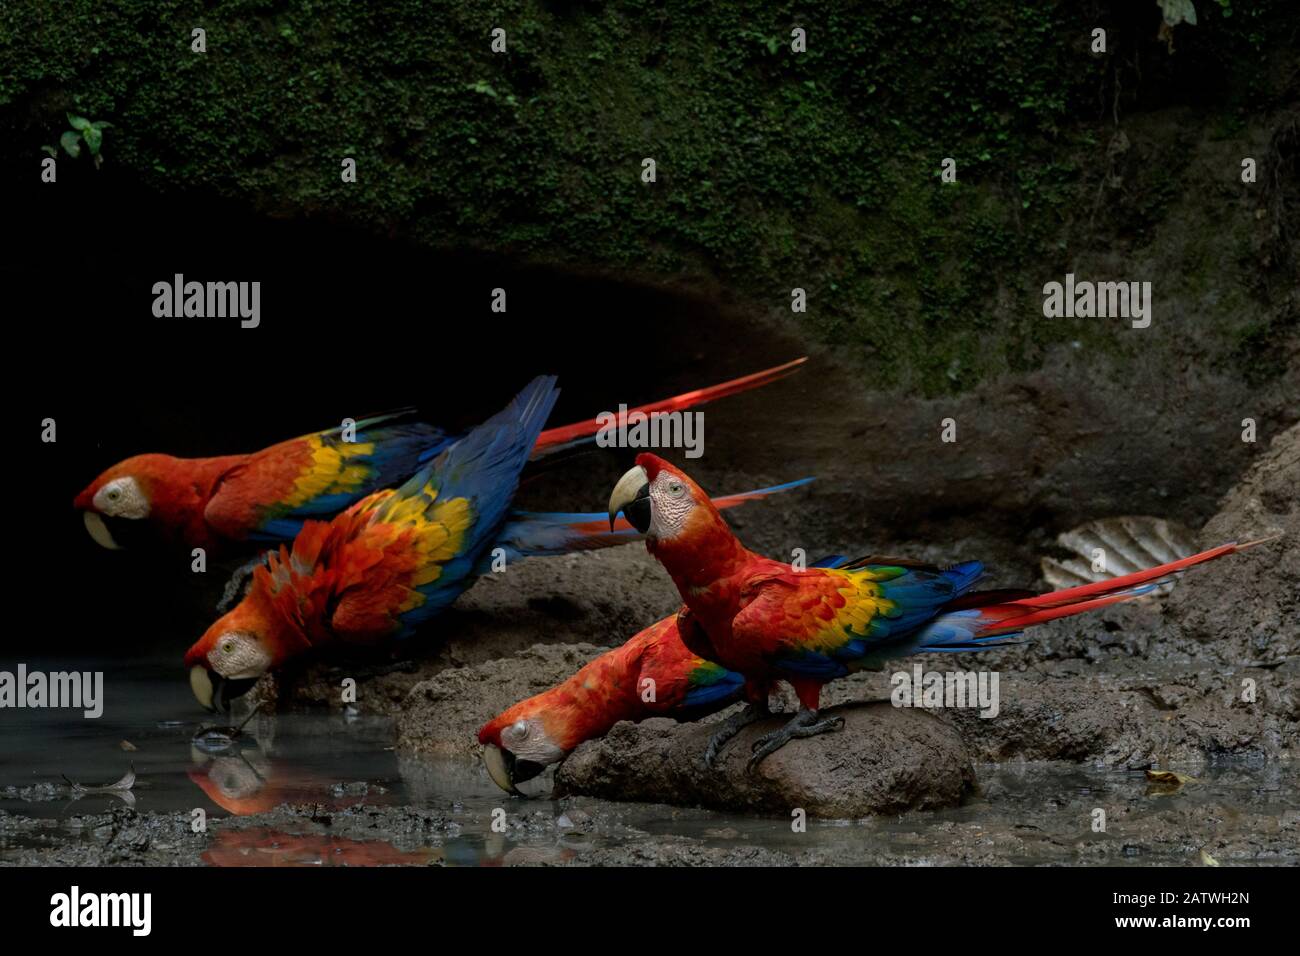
[3,655,1296,866]
[1,656,401,817]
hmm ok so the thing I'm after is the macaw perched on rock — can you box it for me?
[74,358,806,554]
[478,555,850,794]
[608,453,1271,770]
[184,384,814,712]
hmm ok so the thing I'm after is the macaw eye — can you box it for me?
[107,489,121,502]
[667,481,685,497]
[512,720,528,738]
[223,641,235,654]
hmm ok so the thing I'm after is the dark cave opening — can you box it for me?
[18,172,811,653]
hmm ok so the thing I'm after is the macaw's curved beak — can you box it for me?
[83,511,122,550]
[82,511,154,550]
[608,465,651,533]
[189,666,257,713]
[481,743,546,796]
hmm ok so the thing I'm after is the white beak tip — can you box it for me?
[83,511,122,550]
[482,743,517,795]
[607,464,650,525]
[190,666,215,711]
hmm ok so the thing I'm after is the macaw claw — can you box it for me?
[746,709,844,772]
[703,702,767,768]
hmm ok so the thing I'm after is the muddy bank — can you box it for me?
[397,642,608,759]
[392,639,1295,810]
[938,665,1299,767]
[1169,423,1300,658]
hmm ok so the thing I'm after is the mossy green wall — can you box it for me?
[4,1,1294,393]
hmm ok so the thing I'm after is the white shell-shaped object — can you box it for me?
[1040,516,1197,597]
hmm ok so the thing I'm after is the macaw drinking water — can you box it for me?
[478,555,849,794]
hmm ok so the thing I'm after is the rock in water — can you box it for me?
[555,702,973,818]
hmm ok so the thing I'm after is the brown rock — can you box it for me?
[554,702,974,818]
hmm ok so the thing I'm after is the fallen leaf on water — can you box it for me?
[1145,769,1196,795]
[60,764,137,809]
[63,763,135,793]
[119,740,137,752]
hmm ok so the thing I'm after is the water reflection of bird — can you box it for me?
[188,747,388,817]
[202,827,440,867]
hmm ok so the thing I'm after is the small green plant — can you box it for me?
[42,113,112,169]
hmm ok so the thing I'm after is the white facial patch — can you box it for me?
[499,717,564,766]
[207,632,272,681]
[649,473,695,539]
[93,476,150,520]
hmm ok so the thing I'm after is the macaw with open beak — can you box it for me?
[74,358,806,554]
[607,453,1271,770]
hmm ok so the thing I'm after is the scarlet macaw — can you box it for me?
[479,554,851,794]
[607,453,1267,769]
[73,358,805,554]
[184,383,813,711]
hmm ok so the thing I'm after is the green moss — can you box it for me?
[3,0,1294,394]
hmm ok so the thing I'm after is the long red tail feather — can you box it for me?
[531,357,807,456]
[980,587,1159,634]
[972,538,1275,637]
[1016,541,1248,608]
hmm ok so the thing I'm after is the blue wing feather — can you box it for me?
[388,378,559,631]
